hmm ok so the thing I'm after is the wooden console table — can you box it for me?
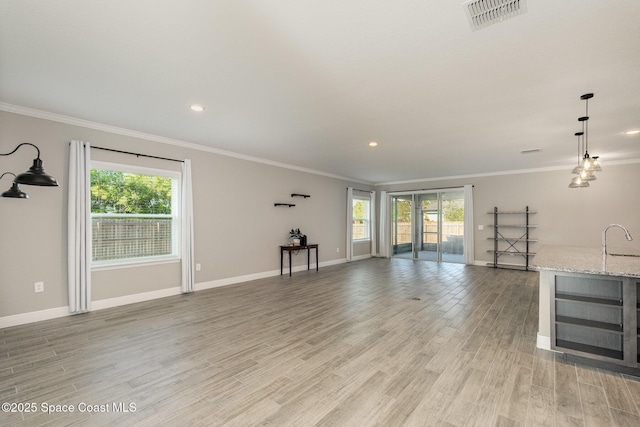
[280,244,319,276]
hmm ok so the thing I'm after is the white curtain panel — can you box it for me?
[370,191,376,257]
[181,159,195,293]
[463,184,475,265]
[68,140,92,314]
[379,191,389,258]
[346,187,353,261]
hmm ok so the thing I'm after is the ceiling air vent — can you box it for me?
[463,0,528,31]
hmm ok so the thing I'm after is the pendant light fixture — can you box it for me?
[0,172,29,199]
[569,93,602,188]
[568,132,589,188]
[578,93,602,173]
[571,130,597,182]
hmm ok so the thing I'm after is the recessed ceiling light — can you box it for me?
[368,141,378,147]
[626,130,640,135]
[190,105,205,112]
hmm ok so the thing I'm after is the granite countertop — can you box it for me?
[531,244,640,278]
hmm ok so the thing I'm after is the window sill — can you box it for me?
[353,239,372,243]
[92,256,180,272]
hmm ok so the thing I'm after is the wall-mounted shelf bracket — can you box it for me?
[291,193,310,198]
[274,203,295,207]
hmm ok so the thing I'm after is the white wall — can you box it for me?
[0,111,371,321]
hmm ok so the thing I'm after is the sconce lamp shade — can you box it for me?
[2,182,29,198]
[0,172,29,199]
[15,158,59,186]
[1,143,59,187]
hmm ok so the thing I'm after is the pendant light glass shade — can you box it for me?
[581,153,593,171]
[579,169,597,181]
[569,176,589,188]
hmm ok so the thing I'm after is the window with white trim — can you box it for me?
[352,198,371,240]
[90,161,181,267]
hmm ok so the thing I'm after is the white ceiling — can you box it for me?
[1,0,639,184]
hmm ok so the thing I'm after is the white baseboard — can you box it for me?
[197,258,347,290]
[0,306,71,329]
[536,333,551,351]
[0,287,183,329]
[351,254,372,261]
[196,270,279,291]
[91,287,182,311]
[0,258,348,328]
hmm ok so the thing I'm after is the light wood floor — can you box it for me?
[2,258,640,426]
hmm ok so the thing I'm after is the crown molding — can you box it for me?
[374,158,640,186]
[0,102,371,185]
[4,102,636,188]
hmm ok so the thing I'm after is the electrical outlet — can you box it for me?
[337,247,340,253]
[195,263,201,271]
[478,225,484,230]
[35,282,44,293]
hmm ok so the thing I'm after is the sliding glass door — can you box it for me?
[391,195,413,258]
[391,189,465,263]
[439,190,465,263]
[418,193,439,261]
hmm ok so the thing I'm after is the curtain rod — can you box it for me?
[386,185,473,194]
[349,188,373,193]
[91,145,184,163]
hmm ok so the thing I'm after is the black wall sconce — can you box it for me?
[0,143,59,186]
[0,172,29,199]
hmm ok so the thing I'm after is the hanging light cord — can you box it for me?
[0,143,41,159]
[584,97,589,155]
[575,132,583,165]
[0,172,17,180]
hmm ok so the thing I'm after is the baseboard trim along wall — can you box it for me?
[91,287,182,311]
[197,258,347,290]
[0,306,71,330]
[536,333,552,351]
[0,258,348,329]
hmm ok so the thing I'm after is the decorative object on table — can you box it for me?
[0,143,59,186]
[289,228,307,246]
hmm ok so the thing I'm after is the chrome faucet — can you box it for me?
[602,224,633,269]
